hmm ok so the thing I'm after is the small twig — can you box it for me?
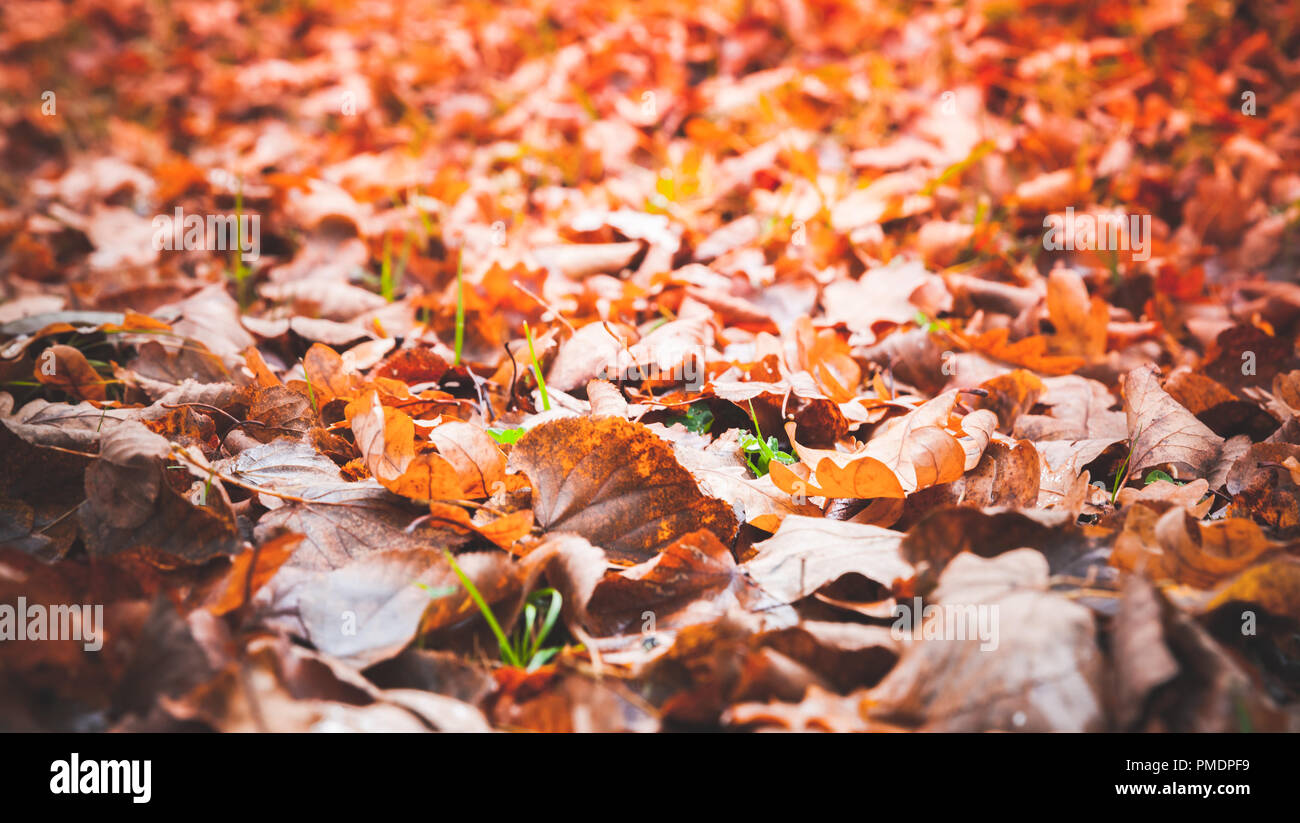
[160,402,298,450]
[30,443,99,459]
[503,342,519,413]
[633,397,699,409]
[403,502,511,533]
[169,446,324,505]
[35,502,83,534]
[465,365,496,423]
[162,401,242,427]
[1059,587,1122,600]
[513,280,576,333]
[600,320,630,396]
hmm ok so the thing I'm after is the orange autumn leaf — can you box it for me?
[345,390,463,502]
[963,328,1087,376]
[208,533,304,616]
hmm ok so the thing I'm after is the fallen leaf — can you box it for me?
[508,416,738,563]
[866,549,1106,732]
[745,516,912,603]
[1123,365,1224,479]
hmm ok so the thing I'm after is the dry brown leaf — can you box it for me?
[34,344,109,401]
[676,435,822,531]
[1123,365,1224,479]
[345,390,463,502]
[584,529,787,637]
[1014,375,1127,441]
[508,416,738,563]
[206,534,305,617]
[1045,266,1108,360]
[745,515,912,603]
[1204,557,1300,623]
[428,419,507,498]
[866,549,1106,732]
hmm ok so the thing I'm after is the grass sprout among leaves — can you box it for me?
[669,402,714,434]
[741,401,795,477]
[437,551,565,671]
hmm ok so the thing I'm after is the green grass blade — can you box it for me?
[442,550,519,667]
[380,231,394,301]
[522,601,538,658]
[523,321,550,411]
[527,647,560,671]
[302,360,319,416]
[535,588,562,650]
[453,248,465,366]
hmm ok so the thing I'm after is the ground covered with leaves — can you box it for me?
[1,0,1299,732]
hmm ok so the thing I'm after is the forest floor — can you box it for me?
[1,0,1299,731]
